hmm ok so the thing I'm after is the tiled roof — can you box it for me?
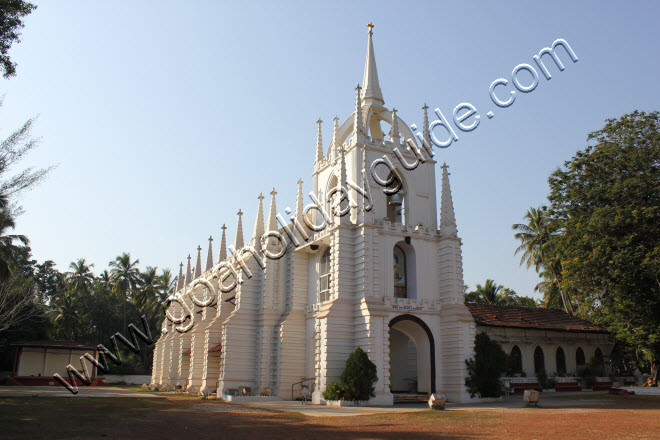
[466,304,609,334]
[10,340,98,350]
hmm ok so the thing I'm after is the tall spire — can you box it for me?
[252,193,265,249]
[362,22,383,106]
[315,118,323,164]
[353,84,365,143]
[218,224,227,262]
[185,254,192,284]
[440,163,458,237]
[391,108,400,144]
[194,245,202,278]
[234,209,244,249]
[266,188,278,248]
[423,103,431,147]
[205,236,214,271]
[331,116,339,160]
[295,178,304,223]
[267,188,278,232]
[176,262,184,291]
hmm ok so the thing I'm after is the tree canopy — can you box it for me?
[0,1,37,78]
[546,110,660,382]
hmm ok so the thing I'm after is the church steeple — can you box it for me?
[251,193,265,249]
[315,118,323,164]
[176,262,184,291]
[205,236,214,271]
[234,209,244,249]
[194,245,202,278]
[185,254,192,284]
[440,163,458,237]
[218,224,227,262]
[362,22,383,106]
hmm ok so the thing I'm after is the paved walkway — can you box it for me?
[239,391,614,417]
[0,386,164,398]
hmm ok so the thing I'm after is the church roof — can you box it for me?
[466,304,609,334]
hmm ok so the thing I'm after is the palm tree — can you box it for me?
[466,279,507,305]
[66,259,94,295]
[512,206,573,314]
[0,206,28,280]
[109,252,140,329]
[136,266,160,316]
[52,282,79,340]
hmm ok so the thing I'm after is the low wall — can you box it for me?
[103,375,152,385]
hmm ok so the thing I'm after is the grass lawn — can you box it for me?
[0,394,659,439]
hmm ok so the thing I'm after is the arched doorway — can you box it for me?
[388,314,435,393]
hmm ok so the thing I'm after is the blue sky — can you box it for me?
[2,1,659,298]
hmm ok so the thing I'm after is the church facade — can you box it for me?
[150,25,612,404]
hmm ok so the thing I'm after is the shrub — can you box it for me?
[465,332,507,398]
[321,381,345,401]
[339,347,378,402]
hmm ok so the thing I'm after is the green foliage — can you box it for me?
[0,0,36,78]
[1,246,173,374]
[547,111,660,375]
[338,347,378,402]
[535,369,556,389]
[512,206,573,313]
[465,332,507,398]
[465,279,537,307]
[321,381,345,401]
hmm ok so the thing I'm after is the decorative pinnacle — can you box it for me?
[221,224,227,231]
[270,187,277,196]
[441,162,450,174]
[197,245,202,252]
[297,178,303,185]
[423,102,429,110]
[317,117,322,125]
[355,83,362,92]
[258,192,264,201]
[237,209,243,216]
[367,22,374,33]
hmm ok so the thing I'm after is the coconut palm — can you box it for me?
[109,252,140,329]
[136,266,160,316]
[466,279,507,305]
[66,259,94,294]
[512,206,573,314]
[52,282,79,340]
[0,207,28,280]
[158,268,175,303]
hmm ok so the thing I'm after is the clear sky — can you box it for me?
[2,1,659,298]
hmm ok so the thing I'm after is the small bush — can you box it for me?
[465,332,507,398]
[322,347,378,403]
[340,347,378,402]
[321,381,345,401]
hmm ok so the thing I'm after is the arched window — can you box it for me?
[534,346,545,374]
[508,345,523,374]
[556,346,566,375]
[393,245,407,298]
[576,347,586,366]
[319,248,332,302]
[594,348,603,361]
[386,172,405,224]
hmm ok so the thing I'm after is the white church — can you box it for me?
[150,25,612,404]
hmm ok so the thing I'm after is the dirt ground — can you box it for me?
[0,394,659,440]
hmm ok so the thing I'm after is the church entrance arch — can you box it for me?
[388,314,436,393]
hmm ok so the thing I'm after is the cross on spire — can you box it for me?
[367,22,374,33]
[270,187,277,196]
[258,192,264,201]
[237,209,243,216]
